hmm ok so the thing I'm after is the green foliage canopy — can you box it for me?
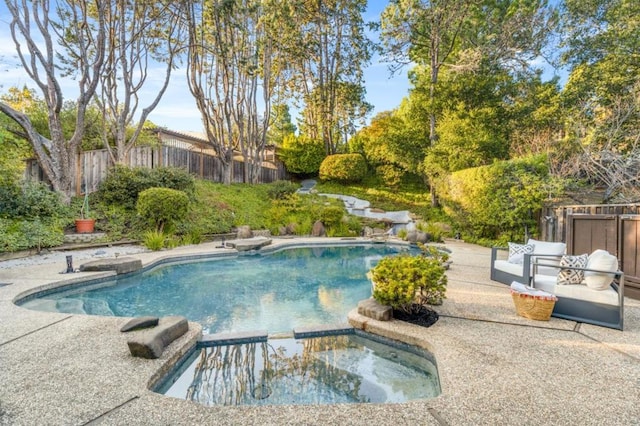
[136,187,190,233]
[278,134,326,176]
[319,154,368,183]
[438,155,556,243]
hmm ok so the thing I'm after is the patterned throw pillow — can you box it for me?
[508,242,534,264]
[557,254,588,285]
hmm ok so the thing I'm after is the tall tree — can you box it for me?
[186,0,284,183]
[381,0,475,149]
[0,0,106,201]
[289,0,374,155]
[560,0,640,201]
[94,0,187,163]
[381,0,557,204]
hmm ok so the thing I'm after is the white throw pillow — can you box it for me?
[584,250,619,290]
[557,254,588,285]
[508,242,534,264]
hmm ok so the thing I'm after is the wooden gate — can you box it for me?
[563,212,640,299]
[567,214,618,256]
[620,215,640,299]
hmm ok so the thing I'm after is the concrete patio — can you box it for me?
[0,238,639,425]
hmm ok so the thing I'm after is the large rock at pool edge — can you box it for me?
[357,298,392,321]
[311,220,326,237]
[226,236,272,252]
[127,316,188,359]
[120,316,160,332]
[79,257,142,275]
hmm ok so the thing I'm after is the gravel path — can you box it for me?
[0,245,149,269]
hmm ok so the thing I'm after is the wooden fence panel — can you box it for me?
[24,145,287,193]
[566,214,618,256]
[620,216,640,298]
[542,204,640,300]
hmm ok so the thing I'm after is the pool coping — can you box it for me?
[1,237,640,425]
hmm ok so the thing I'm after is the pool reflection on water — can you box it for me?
[159,330,441,406]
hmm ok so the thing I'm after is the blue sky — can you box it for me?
[0,2,561,133]
[0,2,410,133]
[128,2,413,132]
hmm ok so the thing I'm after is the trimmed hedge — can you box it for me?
[278,134,326,176]
[319,154,367,183]
[136,187,190,233]
[438,154,555,243]
[98,165,195,210]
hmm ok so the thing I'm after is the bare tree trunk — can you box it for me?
[2,0,106,201]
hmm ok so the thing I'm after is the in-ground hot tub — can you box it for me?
[156,329,440,406]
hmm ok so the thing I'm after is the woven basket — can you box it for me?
[511,290,557,321]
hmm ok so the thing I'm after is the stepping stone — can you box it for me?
[120,316,159,332]
[226,237,272,252]
[79,257,142,275]
[127,316,188,359]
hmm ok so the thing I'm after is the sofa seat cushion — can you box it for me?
[533,274,619,306]
[494,259,526,277]
[494,259,558,277]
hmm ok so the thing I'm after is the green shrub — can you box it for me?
[0,183,20,218]
[376,164,404,187]
[142,230,165,251]
[267,180,299,200]
[98,165,195,210]
[0,182,69,220]
[371,249,447,313]
[0,218,64,253]
[397,228,408,240]
[319,154,367,183]
[136,187,190,232]
[149,167,196,196]
[437,154,556,243]
[318,206,345,228]
[278,134,326,176]
[415,221,448,243]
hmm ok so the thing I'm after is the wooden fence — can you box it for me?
[540,204,640,299]
[25,145,288,194]
[539,204,640,243]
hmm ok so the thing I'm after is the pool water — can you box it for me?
[159,331,440,406]
[21,245,414,334]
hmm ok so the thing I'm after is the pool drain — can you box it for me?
[252,383,272,400]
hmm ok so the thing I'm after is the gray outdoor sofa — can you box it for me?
[531,253,624,330]
[490,239,567,285]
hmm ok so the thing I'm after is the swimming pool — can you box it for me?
[20,244,416,335]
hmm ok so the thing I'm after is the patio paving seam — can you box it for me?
[82,396,140,426]
[437,313,574,332]
[446,277,505,288]
[0,315,72,348]
[576,330,640,361]
[440,313,639,360]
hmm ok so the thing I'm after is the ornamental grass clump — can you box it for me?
[371,245,448,314]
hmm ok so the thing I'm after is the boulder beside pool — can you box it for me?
[127,316,188,359]
[79,257,142,275]
[120,316,160,332]
[357,298,392,321]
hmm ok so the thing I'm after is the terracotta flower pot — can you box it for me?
[74,218,95,233]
